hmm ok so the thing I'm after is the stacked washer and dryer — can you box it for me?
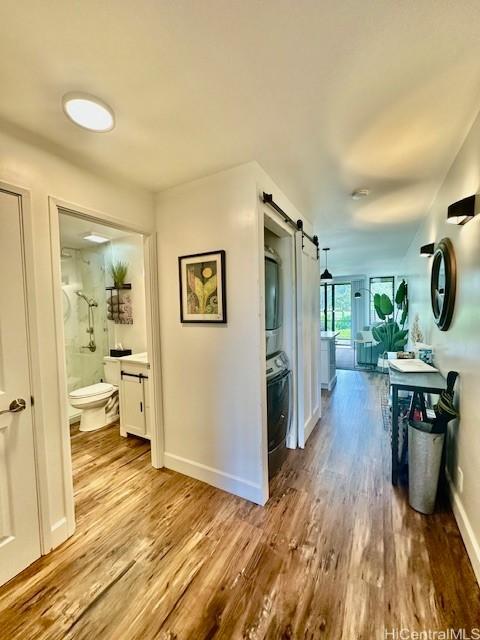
[264,246,292,478]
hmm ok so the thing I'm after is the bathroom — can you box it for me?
[59,212,151,448]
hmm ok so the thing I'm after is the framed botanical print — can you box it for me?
[178,250,227,323]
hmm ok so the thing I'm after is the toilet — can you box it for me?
[69,358,120,432]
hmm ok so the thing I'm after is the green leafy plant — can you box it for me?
[110,261,128,288]
[371,279,408,353]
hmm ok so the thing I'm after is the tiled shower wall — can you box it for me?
[61,247,109,391]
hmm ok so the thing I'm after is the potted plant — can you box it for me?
[110,261,128,288]
[371,279,408,370]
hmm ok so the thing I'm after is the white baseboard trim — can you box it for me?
[303,406,321,447]
[48,517,69,551]
[164,452,267,506]
[446,470,480,585]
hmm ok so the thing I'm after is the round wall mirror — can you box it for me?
[430,237,456,331]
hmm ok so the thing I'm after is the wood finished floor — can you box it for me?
[1,370,479,639]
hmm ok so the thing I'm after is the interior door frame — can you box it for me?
[0,181,49,552]
[48,197,164,538]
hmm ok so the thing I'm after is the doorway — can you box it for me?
[49,199,163,541]
[320,282,352,346]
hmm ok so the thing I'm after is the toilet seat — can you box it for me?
[69,382,114,399]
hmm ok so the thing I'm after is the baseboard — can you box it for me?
[303,405,321,446]
[49,517,69,550]
[446,470,480,585]
[164,452,267,506]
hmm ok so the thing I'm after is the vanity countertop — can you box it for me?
[119,352,149,366]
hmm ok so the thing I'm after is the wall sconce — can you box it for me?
[447,194,476,225]
[420,243,435,257]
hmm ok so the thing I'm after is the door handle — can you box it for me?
[0,398,27,416]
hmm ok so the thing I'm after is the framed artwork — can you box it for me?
[178,250,227,323]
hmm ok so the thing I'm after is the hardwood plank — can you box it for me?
[0,371,479,639]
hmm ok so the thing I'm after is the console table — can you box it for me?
[389,366,446,484]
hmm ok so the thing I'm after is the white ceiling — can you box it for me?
[2,1,480,272]
[59,212,134,249]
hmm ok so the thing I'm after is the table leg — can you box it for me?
[391,385,399,485]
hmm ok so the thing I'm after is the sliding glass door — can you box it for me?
[320,282,352,345]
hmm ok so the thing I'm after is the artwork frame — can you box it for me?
[178,250,227,323]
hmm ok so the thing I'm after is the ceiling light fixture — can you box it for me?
[320,248,333,280]
[420,242,435,257]
[351,188,370,200]
[63,92,115,132]
[447,194,476,225]
[83,233,110,244]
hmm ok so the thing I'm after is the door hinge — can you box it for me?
[140,401,143,413]
[30,395,34,407]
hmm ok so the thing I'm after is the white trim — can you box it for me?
[144,234,164,468]
[164,452,266,505]
[446,470,480,585]
[48,197,164,546]
[49,517,70,549]
[48,200,76,541]
[303,405,321,447]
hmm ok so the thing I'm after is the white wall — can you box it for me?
[404,109,480,583]
[106,235,148,354]
[0,128,154,549]
[156,163,266,503]
[156,161,320,504]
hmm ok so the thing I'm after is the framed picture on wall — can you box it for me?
[178,250,227,323]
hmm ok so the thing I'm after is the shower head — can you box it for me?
[76,291,98,307]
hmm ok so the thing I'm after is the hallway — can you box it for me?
[0,371,478,638]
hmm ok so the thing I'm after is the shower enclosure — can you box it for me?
[61,246,108,391]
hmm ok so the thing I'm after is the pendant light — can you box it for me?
[320,248,333,280]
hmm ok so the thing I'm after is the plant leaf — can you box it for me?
[374,293,386,320]
[203,275,217,302]
[395,279,407,306]
[194,276,205,312]
[379,294,394,316]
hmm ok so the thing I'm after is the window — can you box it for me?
[320,282,352,345]
[369,276,394,324]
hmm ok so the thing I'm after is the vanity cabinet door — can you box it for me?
[121,376,146,436]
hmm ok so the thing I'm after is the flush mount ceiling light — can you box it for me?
[351,188,370,200]
[63,92,115,132]
[320,248,333,280]
[83,232,110,244]
[447,194,476,225]
[420,242,435,257]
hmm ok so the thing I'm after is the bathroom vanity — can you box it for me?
[118,352,152,440]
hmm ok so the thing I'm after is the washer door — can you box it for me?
[267,370,291,452]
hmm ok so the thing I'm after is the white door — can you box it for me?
[296,234,322,448]
[0,189,40,586]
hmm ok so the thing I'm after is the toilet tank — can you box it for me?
[103,357,121,386]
